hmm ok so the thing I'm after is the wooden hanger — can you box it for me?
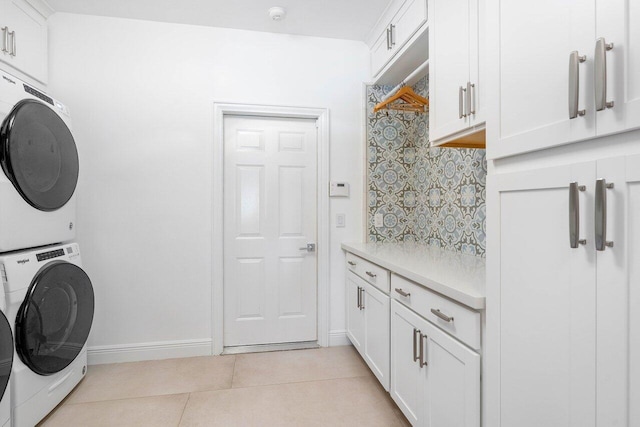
[373,86,429,114]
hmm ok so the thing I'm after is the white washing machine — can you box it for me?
[0,69,78,252]
[0,291,12,427]
[1,243,94,426]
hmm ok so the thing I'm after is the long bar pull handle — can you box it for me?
[569,182,587,248]
[466,81,472,117]
[360,287,365,310]
[386,27,391,50]
[595,179,614,251]
[356,286,361,309]
[431,308,454,322]
[1,27,8,54]
[459,86,467,119]
[419,333,428,367]
[394,288,411,298]
[470,83,476,115]
[390,24,396,47]
[365,271,376,278]
[9,31,15,56]
[413,328,420,362]
[569,51,587,119]
[595,38,614,111]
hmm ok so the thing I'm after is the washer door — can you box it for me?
[0,311,12,401]
[16,261,94,376]
[0,99,79,211]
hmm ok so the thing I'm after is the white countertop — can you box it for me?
[341,242,486,310]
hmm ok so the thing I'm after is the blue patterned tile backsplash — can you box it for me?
[367,77,487,257]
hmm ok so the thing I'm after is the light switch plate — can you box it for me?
[336,214,345,228]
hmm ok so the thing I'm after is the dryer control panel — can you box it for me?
[36,248,65,262]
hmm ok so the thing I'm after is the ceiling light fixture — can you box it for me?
[268,6,286,21]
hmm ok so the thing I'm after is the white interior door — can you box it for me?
[223,115,318,347]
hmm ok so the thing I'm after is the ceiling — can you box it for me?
[45,0,393,41]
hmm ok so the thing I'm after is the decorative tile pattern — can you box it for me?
[366,77,487,257]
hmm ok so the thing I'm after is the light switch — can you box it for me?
[336,214,346,228]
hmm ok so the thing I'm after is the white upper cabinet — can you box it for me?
[487,0,640,159]
[0,0,48,85]
[429,0,484,146]
[369,0,428,80]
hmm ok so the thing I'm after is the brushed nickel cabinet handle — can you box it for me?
[365,271,376,278]
[431,308,454,322]
[394,288,410,297]
[459,86,467,118]
[419,333,428,367]
[466,81,472,117]
[413,328,420,362]
[595,179,614,251]
[389,24,396,47]
[470,83,476,115]
[595,38,614,111]
[347,261,356,266]
[569,182,587,248]
[360,287,365,310]
[9,31,15,56]
[1,27,8,53]
[386,27,391,50]
[569,51,587,119]
[356,286,361,309]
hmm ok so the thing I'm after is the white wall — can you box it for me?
[47,13,368,362]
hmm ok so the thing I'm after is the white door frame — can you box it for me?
[212,102,330,355]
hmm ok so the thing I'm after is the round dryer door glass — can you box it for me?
[0,311,12,400]
[16,261,94,376]
[0,99,79,211]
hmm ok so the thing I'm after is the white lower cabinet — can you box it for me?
[345,271,390,390]
[391,300,480,427]
[490,153,640,426]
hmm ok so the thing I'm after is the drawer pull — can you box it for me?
[347,261,356,266]
[431,308,454,322]
[394,288,411,298]
[365,271,376,278]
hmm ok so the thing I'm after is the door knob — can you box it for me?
[299,243,316,252]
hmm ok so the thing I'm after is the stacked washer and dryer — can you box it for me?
[0,69,94,426]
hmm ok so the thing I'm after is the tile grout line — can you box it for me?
[226,372,373,392]
[176,392,191,427]
[230,354,238,389]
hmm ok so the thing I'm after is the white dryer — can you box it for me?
[0,291,12,427]
[0,69,78,252]
[1,243,94,426]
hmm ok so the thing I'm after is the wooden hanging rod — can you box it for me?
[373,86,429,114]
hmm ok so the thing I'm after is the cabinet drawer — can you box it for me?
[391,273,481,349]
[345,252,390,294]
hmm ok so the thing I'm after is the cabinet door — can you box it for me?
[423,320,480,427]
[429,0,471,141]
[491,162,597,427]
[391,0,427,52]
[625,154,640,427]
[595,155,638,426]
[371,26,393,78]
[487,0,595,159]
[363,283,390,391]
[391,300,427,426]
[595,0,640,135]
[0,0,47,84]
[346,273,365,351]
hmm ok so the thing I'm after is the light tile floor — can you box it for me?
[38,346,411,427]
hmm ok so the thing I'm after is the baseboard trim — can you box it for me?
[87,339,213,365]
[329,330,351,347]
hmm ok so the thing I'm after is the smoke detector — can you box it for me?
[268,6,286,21]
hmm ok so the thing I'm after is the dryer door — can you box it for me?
[0,311,12,401]
[15,261,94,376]
[0,99,79,211]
